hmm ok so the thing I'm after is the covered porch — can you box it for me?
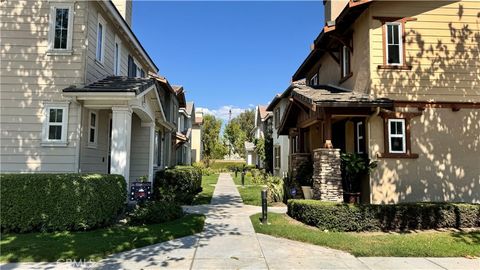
[279,82,393,202]
[63,76,174,191]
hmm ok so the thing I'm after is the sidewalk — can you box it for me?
[2,173,478,270]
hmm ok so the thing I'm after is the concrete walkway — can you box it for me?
[2,173,479,270]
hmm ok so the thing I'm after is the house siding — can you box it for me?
[129,113,150,184]
[0,0,86,173]
[79,109,110,174]
[272,99,290,177]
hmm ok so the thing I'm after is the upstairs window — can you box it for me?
[385,22,402,65]
[309,74,318,86]
[88,111,98,147]
[96,14,106,63]
[114,36,122,75]
[341,45,351,78]
[48,3,74,52]
[274,108,281,128]
[128,55,137,77]
[42,102,69,146]
[388,119,406,153]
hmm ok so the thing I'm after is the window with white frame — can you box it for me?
[48,3,74,51]
[114,36,121,75]
[356,122,364,154]
[96,14,106,63]
[88,111,98,147]
[385,22,403,65]
[42,102,69,145]
[274,145,281,169]
[388,119,406,153]
[341,45,351,78]
[309,74,318,86]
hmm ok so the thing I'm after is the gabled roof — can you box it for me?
[266,79,306,111]
[63,76,154,95]
[149,72,176,94]
[174,86,187,108]
[292,0,372,81]
[186,102,194,116]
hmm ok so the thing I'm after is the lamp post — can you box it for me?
[241,170,245,186]
[261,189,268,225]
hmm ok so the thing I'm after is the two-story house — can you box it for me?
[191,111,204,164]
[0,0,187,191]
[173,87,195,166]
[266,96,291,178]
[246,105,272,168]
[272,0,479,204]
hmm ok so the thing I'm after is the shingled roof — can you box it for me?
[292,84,393,107]
[63,76,155,95]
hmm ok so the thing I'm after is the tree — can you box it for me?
[223,109,255,158]
[202,114,226,163]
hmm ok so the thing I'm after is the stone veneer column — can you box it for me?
[312,148,343,202]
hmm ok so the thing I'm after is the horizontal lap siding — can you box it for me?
[79,109,110,174]
[0,0,87,173]
[129,114,150,185]
[370,0,480,102]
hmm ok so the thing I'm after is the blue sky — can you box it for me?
[133,1,324,120]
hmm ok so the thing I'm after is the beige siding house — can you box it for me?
[191,111,203,164]
[274,0,479,204]
[0,0,184,193]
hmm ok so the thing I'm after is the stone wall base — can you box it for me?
[312,148,343,202]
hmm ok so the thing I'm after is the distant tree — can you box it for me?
[223,109,255,158]
[202,114,225,163]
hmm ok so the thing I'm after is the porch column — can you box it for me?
[111,106,132,185]
[312,148,343,202]
[145,122,155,182]
[323,113,333,148]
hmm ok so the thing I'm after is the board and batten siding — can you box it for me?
[369,0,480,102]
[0,0,87,172]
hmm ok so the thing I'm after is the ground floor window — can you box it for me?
[355,121,365,154]
[42,102,69,146]
[274,145,281,169]
[388,119,406,153]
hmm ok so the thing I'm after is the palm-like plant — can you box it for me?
[340,153,377,193]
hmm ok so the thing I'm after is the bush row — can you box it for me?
[128,201,184,225]
[154,166,202,204]
[1,173,126,233]
[287,200,480,232]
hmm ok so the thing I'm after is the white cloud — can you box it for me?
[197,105,249,122]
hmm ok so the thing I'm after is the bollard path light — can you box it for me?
[235,168,238,178]
[241,170,245,186]
[261,188,268,225]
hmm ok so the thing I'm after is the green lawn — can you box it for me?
[233,173,266,206]
[251,213,480,257]
[1,214,205,263]
[192,174,219,205]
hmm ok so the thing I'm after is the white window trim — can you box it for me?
[356,122,364,154]
[274,145,281,169]
[310,74,318,86]
[114,35,122,76]
[342,45,350,77]
[88,111,98,148]
[388,119,406,153]
[41,102,70,147]
[47,2,74,54]
[385,22,403,66]
[96,13,106,64]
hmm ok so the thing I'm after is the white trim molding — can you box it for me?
[41,101,70,147]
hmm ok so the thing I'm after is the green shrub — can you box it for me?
[266,175,284,203]
[128,201,183,225]
[208,160,245,172]
[154,166,202,204]
[0,173,126,233]
[250,169,265,184]
[287,200,480,232]
[193,162,214,176]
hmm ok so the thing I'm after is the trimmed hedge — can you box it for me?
[1,173,126,233]
[128,201,184,225]
[288,200,480,232]
[154,166,202,204]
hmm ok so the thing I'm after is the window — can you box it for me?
[114,36,121,75]
[88,111,98,147]
[128,55,137,77]
[309,74,318,86]
[96,14,106,63]
[140,69,145,78]
[42,102,69,146]
[274,108,281,128]
[154,131,160,166]
[356,122,364,154]
[291,135,299,154]
[388,119,406,153]
[385,22,402,65]
[341,45,351,78]
[274,145,281,169]
[48,3,74,52]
